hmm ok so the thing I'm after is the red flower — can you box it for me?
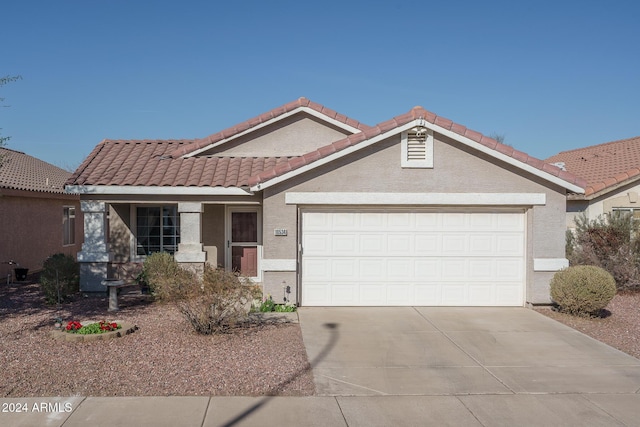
[65,321,82,331]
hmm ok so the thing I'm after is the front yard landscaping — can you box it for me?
[0,280,314,397]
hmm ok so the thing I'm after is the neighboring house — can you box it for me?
[0,147,83,281]
[66,98,585,307]
[546,136,640,229]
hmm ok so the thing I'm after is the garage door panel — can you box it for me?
[414,260,440,279]
[387,259,412,278]
[301,211,525,306]
[496,259,524,280]
[331,283,358,305]
[303,233,330,253]
[332,234,358,253]
[388,234,412,254]
[359,259,385,278]
[386,283,413,305]
[469,234,494,254]
[331,259,357,279]
[414,234,440,254]
[414,284,440,305]
[360,234,386,253]
[359,284,387,305]
[496,235,525,255]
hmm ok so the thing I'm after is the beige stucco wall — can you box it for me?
[261,132,568,305]
[566,182,640,230]
[0,189,83,279]
[201,113,353,157]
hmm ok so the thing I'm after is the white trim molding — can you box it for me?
[65,185,252,196]
[285,192,546,206]
[261,259,297,272]
[533,258,569,272]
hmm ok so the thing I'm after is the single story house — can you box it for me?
[0,147,83,280]
[66,98,585,307]
[546,136,640,229]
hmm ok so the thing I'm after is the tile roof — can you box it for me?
[545,136,640,197]
[0,147,71,193]
[248,106,587,190]
[67,139,296,188]
[68,99,586,193]
[169,97,370,158]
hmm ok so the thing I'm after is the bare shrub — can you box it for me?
[175,266,253,334]
[567,212,640,291]
[551,265,617,317]
[142,252,193,300]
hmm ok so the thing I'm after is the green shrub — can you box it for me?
[550,265,617,317]
[174,266,253,334]
[40,254,79,304]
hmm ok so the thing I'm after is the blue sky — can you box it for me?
[2,0,639,170]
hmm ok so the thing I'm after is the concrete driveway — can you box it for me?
[298,307,640,396]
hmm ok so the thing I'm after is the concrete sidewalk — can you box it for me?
[2,394,640,426]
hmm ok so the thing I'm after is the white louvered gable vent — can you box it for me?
[401,126,433,168]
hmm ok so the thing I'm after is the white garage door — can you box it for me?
[301,210,525,306]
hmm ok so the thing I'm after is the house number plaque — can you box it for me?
[274,228,288,236]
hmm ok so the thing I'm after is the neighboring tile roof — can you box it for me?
[545,136,640,197]
[248,106,587,190]
[67,139,296,188]
[0,147,71,193]
[169,97,370,158]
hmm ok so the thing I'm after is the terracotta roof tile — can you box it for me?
[546,136,640,196]
[0,147,71,193]
[69,101,586,193]
[169,97,370,158]
[67,139,296,188]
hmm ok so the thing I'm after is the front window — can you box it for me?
[63,206,75,245]
[136,206,180,255]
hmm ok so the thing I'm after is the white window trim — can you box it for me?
[401,127,433,168]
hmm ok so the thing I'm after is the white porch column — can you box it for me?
[174,202,206,265]
[77,201,113,292]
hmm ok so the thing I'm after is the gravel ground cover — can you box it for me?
[535,292,640,360]
[1,279,638,398]
[0,281,315,397]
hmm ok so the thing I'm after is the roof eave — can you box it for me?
[65,185,253,196]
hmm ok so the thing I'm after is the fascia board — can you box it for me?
[184,107,362,158]
[65,185,252,196]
